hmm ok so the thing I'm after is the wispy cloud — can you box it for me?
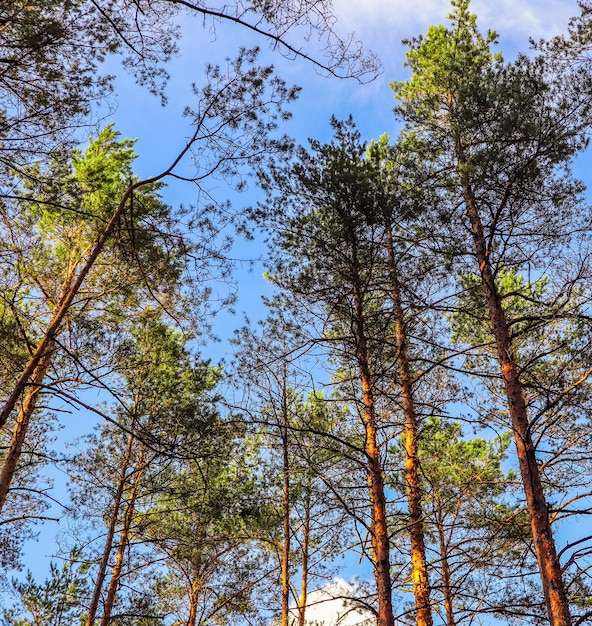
[332,0,580,60]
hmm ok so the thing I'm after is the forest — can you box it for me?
[2,0,592,624]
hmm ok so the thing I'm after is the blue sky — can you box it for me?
[99,0,582,359]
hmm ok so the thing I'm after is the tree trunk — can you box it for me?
[353,282,395,626]
[187,599,198,626]
[280,365,291,626]
[100,444,147,625]
[459,167,571,626]
[434,500,456,626]
[297,482,311,626]
[386,228,433,626]
[85,431,136,626]
[0,341,54,513]
[187,576,200,626]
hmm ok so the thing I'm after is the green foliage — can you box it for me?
[392,0,501,129]
[67,312,267,624]
[449,268,549,350]
[419,417,513,504]
[1,551,89,626]
[414,417,533,622]
[256,117,397,388]
[21,124,176,278]
[71,125,137,218]
[0,126,194,570]
[0,122,193,405]
[3,124,179,325]
[69,311,223,515]
[392,0,590,266]
[114,311,221,443]
[0,301,30,393]
[132,432,272,625]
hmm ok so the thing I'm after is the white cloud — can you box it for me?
[471,0,577,40]
[331,0,580,59]
[290,579,375,626]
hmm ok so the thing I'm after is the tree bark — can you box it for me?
[434,500,456,626]
[353,279,395,626]
[100,443,147,625]
[85,431,135,626]
[0,341,54,513]
[187,576,200,626]
[280,364,291,626]
[386,228,433,626]
[297,481,311,626]
[459,166,571,626]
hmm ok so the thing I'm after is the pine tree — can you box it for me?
[257,118,401,626]
[392,2,592,623]
[0,125,189,517]
[416,418,528,625]
[232,313,357,626]
[69,312,230,625]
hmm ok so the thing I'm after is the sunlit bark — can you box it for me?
[386,228,433,626]
[352,257,394,626]
[297,480,311,626]
[0,343,54,513]
[85,431,136,626]
[280,363,291,626]
[459,160,571,626]
[100,443,148,625]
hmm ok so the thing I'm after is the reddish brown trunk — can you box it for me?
[353,283,395,626]
[187,601,198,626]
[0,257,78,513]
[434,500,456,626]
[280,367,291,626]
[360,370,395,626]
[386,229,433,626]
[187,577,200,626]
[0,252,83,514]
[85,432,135,626]
[297,480,311,626]
[0,343,54,513]
[100,445,147,625]
[460,171,571,626]
[0,185,135,430]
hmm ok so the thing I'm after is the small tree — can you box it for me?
[231,312,356,626]
[67,312,224,625]
[415,418,529,625]
[2,550,89,626]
